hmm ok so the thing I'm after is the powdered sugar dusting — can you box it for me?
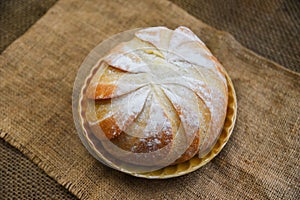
[87,26,228,167]
[135,26,172,57]
[104,41,150,73]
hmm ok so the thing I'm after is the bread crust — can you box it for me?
[84,26,228,166]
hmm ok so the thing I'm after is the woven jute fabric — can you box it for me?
[0,139,76,199]
[0,0,57,53]
[0,0,299,199]
[1,0,299,73]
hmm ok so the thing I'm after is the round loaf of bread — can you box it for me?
[84,26,228,169]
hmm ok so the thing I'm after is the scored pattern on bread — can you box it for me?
[85,26,228,168]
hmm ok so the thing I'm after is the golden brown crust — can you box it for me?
[86,83,117,99]
[86,65,128,99]
[110,127,173,153]
[173,134,200,164]
[98,116,122,139]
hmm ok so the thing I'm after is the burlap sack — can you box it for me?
[0,0,299,199]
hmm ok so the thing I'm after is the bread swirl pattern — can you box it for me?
[85,26,228,168]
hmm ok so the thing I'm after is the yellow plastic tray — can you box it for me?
[78,69,236,179]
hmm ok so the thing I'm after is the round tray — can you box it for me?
[73,28,237,179]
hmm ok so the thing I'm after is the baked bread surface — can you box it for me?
[85,26,228,167]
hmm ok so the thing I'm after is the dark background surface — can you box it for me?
[0,0,299,199]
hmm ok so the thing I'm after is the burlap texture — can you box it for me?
[1,0,299,73]
[0,0,57,53]
[0,139,76,199]
[0,0,299,199]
